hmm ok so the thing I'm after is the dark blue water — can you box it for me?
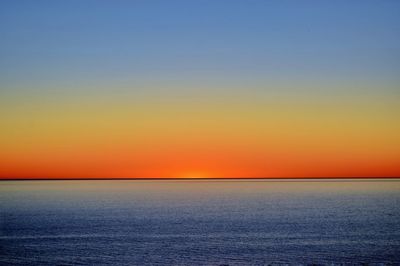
[1,180,400,265]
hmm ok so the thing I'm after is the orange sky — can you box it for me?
[1,94,399,178]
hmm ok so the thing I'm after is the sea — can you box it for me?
[1,179,399,265]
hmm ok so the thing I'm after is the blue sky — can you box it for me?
[1,0,399,95]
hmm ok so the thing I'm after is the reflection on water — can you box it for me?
[1,180,400,265]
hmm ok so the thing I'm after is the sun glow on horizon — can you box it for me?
[180,171,214,179]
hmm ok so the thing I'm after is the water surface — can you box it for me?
[1,179,400,265]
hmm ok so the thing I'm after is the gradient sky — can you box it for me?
[1,0,399,178]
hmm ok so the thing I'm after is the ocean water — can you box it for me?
[1,180,399,265]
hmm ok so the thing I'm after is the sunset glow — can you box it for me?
[1,1,399,178]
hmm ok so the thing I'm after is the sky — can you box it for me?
[0,0,399,178]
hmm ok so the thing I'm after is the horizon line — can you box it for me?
[1,177,400,181]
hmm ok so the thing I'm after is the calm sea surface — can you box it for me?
[1,180,399,265]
